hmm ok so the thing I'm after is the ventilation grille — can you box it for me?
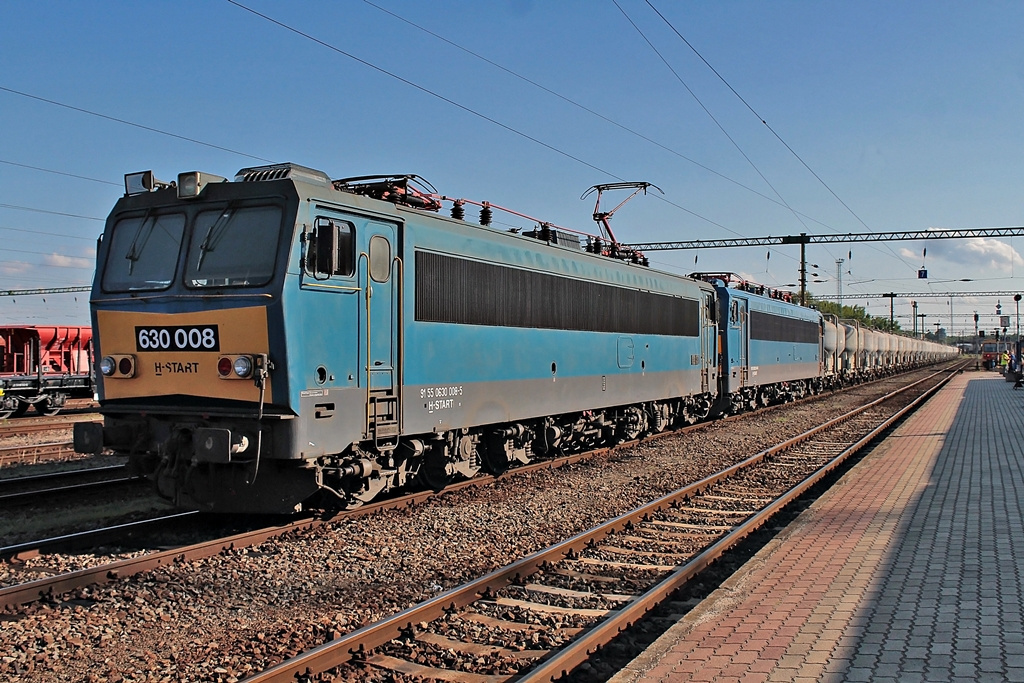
[234,163,331,187]
[750,311,819,344]
[415,251,699,336]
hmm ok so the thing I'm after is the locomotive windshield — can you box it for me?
[185,205,282,288]
[101,204,285,292]
[102,212,186,291]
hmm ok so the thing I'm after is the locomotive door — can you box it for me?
[732,297,749,387]
[359,220,400,446]
[739,299,749,385]
[701,293,717,393]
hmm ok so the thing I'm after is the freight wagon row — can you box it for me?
[0,326,93,418]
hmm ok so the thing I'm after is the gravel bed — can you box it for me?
[0,372,940,681]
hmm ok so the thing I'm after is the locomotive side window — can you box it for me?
[102,212,186,292]
[186,205,283,287]
[309,217,355,277]
[368,234,391,283]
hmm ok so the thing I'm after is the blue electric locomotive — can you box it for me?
[75,164,719,513]
[74,163,957,514]
[693,275,827,413]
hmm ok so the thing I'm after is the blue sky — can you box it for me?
[2,0,1023,337]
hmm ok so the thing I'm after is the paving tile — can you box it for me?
[609,375,1024,683]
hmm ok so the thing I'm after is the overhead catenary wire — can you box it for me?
[0,85,274,164]
[2,2,812,278]
[612,0,815,239]
[0,159,120,187]
[0,226,97,242]
[640,0,917,274]
[0,203,104,222]
[223,0,756,242]
[358,0,850,236]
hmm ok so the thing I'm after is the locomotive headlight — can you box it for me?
[217,354,263,380]
[177,171,227,199]
[101,354,136,378]
[124,171,170,196]
[233,356,253,378]
[99,356,116,376]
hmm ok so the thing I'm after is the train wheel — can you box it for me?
[480,445,510,476]
[0,410,12,420]
[416,450,452,492]
[36,399,61,416]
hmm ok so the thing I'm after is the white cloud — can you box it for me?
[43,253,94,269]
[1,261,32,275]
[900,238,1024,273]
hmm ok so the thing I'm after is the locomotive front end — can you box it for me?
[74,168,319,513]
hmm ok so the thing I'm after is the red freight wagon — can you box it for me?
[0,325,94,418]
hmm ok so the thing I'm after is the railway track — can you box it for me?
[0,415,99,441]
[243,363,962,682]
[0,364,962,681]
[0,439,78,467]
[0,364,959,614]
[0,464,142,508]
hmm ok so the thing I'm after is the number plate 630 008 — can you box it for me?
[134,325,220,352]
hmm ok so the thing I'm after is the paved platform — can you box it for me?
[610,371,1024,683]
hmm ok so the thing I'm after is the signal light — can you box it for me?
[177,171,226,199]
[124,171,170,196]
[100,354,136,378]
[217,354,263,380]
[99,357,116,377]
[233,356,253,378]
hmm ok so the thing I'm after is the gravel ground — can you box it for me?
[0,374,942,682]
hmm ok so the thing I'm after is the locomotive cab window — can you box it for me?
[102,212,186,292]
[369,234,391,282]
[185,205,283,288]
[706,293,717,323]
[309,217,355,277]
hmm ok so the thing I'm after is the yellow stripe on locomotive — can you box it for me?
[95,307,272,402]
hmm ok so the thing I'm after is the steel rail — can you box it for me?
[0,512,316,609]
[0,363,955,614]
[243,363,961,682]
[0,471,142,506]
[0,440,76,466]
[519,365,960,681]
[1,511,200,563]
[0,463,124,488]
[0,415,100,438]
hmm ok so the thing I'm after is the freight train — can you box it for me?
[73,163,957,513]
[0,326,93,418]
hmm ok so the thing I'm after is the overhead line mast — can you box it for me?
[0,286,91,297]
